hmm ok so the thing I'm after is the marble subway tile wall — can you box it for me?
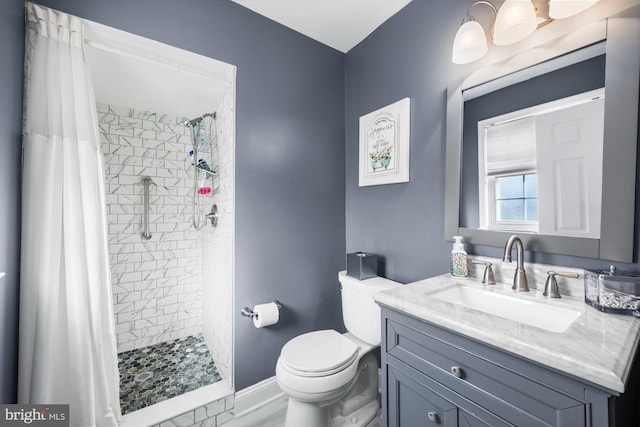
[202,82,234,383]
[99,103,204,353]
[152,394,234,427]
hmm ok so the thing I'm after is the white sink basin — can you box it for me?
[430,286,581,333]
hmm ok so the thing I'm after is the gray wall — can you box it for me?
[345,1,461,284]
[0,0,25,404]
[345,1,640,283]
[1,0,346,396]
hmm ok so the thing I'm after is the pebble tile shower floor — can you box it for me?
[118,334,221,414]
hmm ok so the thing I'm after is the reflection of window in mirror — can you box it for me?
[488,173,538,231]
[477,88,604,237]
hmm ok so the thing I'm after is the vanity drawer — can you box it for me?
[384,311,586,427]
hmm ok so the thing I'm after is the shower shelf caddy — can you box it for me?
[184,112,218,229]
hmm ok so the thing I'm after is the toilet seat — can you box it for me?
[279,330,359,377]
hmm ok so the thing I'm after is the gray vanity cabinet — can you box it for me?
[380,305,639,427]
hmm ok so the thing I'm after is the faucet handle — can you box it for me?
[482,262,495,285]
[543,271,580,298]
[554,271,580,279]
[472,261,496,285]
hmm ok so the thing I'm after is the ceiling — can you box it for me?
[231,0,414,52]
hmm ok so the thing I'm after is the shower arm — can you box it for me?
[183,112,216,128]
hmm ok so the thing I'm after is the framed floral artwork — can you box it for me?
[358,97,410,187]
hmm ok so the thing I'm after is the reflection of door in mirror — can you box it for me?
[536,94,604,238]
[476,89,604,238]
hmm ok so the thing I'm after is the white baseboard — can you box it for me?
[233,376,285,418]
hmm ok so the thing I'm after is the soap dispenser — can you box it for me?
[451,236,468,278]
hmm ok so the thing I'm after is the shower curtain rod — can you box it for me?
[84,39,225,83]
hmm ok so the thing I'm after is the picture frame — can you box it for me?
[358,97,410,187]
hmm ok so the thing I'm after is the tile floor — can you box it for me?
[118,334,222,414]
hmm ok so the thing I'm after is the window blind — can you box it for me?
[484,116,536,176]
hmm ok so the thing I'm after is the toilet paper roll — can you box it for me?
[252,302,280,328]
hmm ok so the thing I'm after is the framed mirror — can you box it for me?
[445,14,640,262]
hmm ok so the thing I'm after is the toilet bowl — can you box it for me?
[276,271,400,427]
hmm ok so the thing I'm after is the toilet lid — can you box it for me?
[280,330,358,376]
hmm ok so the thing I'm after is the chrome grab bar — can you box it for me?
[141,176,153,240]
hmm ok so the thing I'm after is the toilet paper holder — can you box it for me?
[241,300,282,318]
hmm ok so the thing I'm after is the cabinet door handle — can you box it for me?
[450,366,464,378]
[427,411,440,423]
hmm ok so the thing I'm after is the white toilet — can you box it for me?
[276,271,400,427]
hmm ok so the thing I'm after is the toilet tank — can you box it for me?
[339,271,401,346]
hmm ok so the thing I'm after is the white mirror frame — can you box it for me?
[445,14,640,262]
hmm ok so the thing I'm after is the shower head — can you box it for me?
[183,112,216,127]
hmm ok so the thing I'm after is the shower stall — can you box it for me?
[22,3,236,424]
[85,17,236,420]
[101,103,234,413]
[98,100,233,414]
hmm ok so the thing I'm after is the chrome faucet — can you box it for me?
[503,235,529,292]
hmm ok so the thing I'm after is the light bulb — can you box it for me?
[452,19,488,64]
[493,0,537,46]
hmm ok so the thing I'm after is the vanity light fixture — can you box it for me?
[452,1,497,64]
[452,0,546,64]
[548,0,600,19]
[451,0,598,64]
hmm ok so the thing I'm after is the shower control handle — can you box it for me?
[205,204,218,228]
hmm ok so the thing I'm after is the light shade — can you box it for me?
[493,0,537,46]
[452,19,488,64]
[549,0,600,19]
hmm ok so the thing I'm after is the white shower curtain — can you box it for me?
[19,3,121,426]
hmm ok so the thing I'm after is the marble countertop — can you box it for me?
[374,274,640,393]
